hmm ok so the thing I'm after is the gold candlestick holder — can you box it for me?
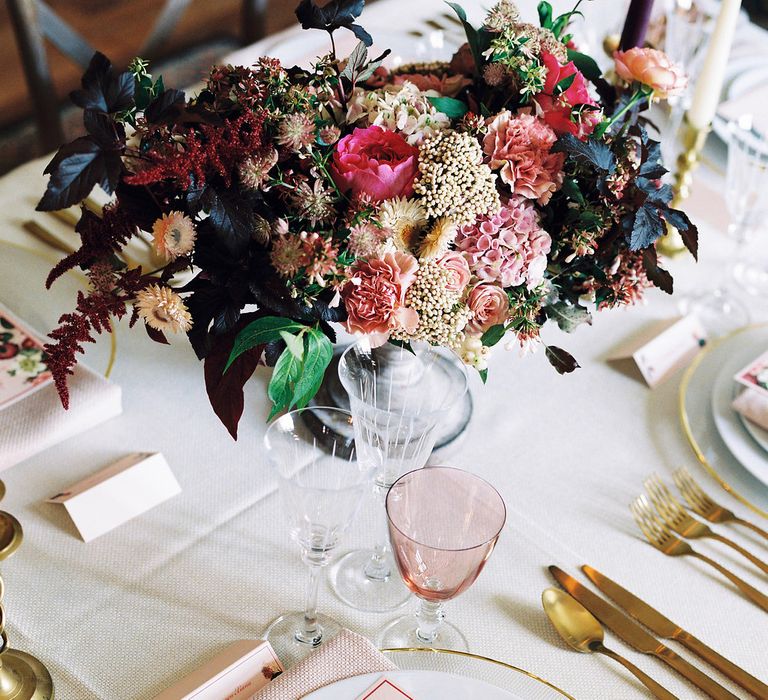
[657,116,711,257]
[0,481,54,700]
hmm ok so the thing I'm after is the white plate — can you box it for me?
[710,344,768,487]
[303,670,521,700]
[738,388,768,453]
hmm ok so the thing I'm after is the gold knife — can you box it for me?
[583,564,768,700]
[549,566,740,700]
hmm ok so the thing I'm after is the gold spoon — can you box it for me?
[542,588,678,700]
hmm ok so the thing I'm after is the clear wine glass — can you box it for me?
[378,466,506,651]
[688,121,768,335]
[262,407,372,667]
[328,340,468,613]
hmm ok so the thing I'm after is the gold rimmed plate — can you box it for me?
[679,324,768,519]
[381,648,576,699]
[0,240,116,378]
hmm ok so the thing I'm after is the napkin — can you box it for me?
[732,389,768,431]
[0,304,122,471]
[718,83,768,137]
[254,630,397,700]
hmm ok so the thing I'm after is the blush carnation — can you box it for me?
[534,52,602,139]
[466,283,509,333]
[341,251,419,345]
[331,125,419,202]
[456,196,552,289]
[483,111,565,204]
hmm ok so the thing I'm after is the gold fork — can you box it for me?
[674,467,768,543]
[631,495,768,613]
[645,475,768,576]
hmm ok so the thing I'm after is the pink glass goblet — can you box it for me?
[379,466,506,651]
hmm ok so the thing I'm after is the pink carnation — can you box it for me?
[534,52,602,139]
[331,125,419,202]
[456,196,551,289]
[483,111,565,204]
[341,251,419,346]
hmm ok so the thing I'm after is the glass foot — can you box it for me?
[263,612,342,668]
[687,289,751,338]
[329,549,412,612]
[378,612,468,651]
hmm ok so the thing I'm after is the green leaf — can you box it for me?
[340,40,368,80]
[267,344,305,419]
[554,73,576,95]
[292,327,334,409]
[552,133,616,175]
[280,330,304,359]
[567,49,602,83]
[446,2,483,71]
[562,178,585,205]
[427,96,468,118]
[481,324,506,348]
[544,301,592,333]
[478,368,488,384]
[538,1,553,28]
[226,317,305,372]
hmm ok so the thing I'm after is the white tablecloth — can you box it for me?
[1,2,768,698]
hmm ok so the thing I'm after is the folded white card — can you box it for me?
[607,316,707,388]
[47,452,181,542]
[152,640,283,700]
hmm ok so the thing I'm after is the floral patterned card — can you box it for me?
[735,350,768,400]
[0,307,53,409]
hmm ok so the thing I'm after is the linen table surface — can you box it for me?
[1,1,767,697]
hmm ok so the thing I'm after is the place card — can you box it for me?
[47,452,181,542]
[734,350,768,399]
[357,678,415,700]
[152,640,283,700]
[607,316,707,387]
[733,389,768,430]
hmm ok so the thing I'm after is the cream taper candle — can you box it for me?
[687,0,742,129]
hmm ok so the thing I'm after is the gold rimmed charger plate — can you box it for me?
[381,648,576,699]
[679,323,768,519]
[0,239,116,378]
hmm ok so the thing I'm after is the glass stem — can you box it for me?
[364,484,392,581]
[296,556,323,646]
[415,598,445,644]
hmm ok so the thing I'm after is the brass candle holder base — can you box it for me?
[0,650,54,700]
[657,117,711,257]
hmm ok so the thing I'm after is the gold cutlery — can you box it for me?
[542,587,678,700]
[583,565,768,699]
[645,475,768,575]
[549,566,739,700]
[631,495,768,613]
[674,467,768,543]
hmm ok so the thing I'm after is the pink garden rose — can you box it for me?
[331,125,419,202]
[436,250,471,294]
[614,48,687,99]
[483,111,565,205]
[466,283,510,334]
[534,52,601,139]
[341,251,419,345]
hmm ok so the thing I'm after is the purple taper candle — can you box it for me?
[619,0,655,50]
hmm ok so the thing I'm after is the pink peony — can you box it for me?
[341,251,419,345]
[483,111,565,204]
[614,48,687,99]
[455,196,552,289]
[435,250,471,294]
[466,284,509,334]
[331,125,419,202]
[534,52,602,139]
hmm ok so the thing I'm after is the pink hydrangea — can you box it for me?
[483,111,565,204]
[455,196,552,289]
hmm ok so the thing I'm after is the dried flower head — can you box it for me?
[271,234,307,278]
[348,221,389,259]
[378,197,428,252]
[419,216,457,259]
[151,211,196,261]
[414,131,500,225]
[484,0,521,32]
[135,284,192,333]
[277,112,316,152]
[318,124,341,146]
[239,148,278,190]
[290,178,336,226]
[300,232,339,287]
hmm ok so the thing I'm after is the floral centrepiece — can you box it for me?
[37,0,696,436]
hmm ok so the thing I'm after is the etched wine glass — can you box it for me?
[378,466,506,651]
[329,339,469,613]
[262,407,372,667]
